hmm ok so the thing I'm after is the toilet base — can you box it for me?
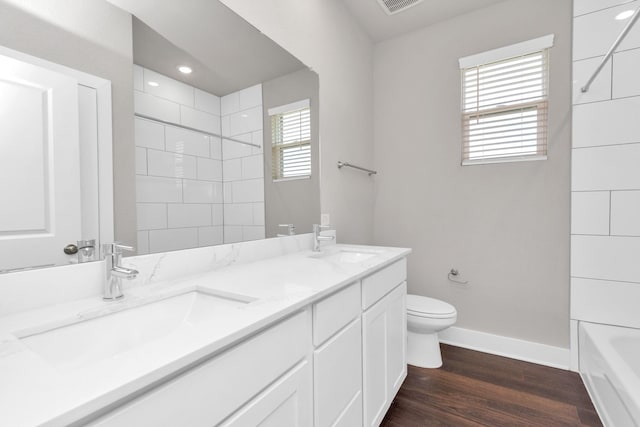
[407,330,443,368]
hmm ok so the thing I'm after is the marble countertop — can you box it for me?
[0,243,410,426]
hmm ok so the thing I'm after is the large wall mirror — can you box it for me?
[0,0,320,272]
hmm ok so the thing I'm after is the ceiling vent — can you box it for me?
[376,0,425,15]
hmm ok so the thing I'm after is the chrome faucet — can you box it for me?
[103,243,138,300]
[313,224,335,252]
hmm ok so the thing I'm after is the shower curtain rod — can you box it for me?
[581,7,640,93]
[135,113,261,149]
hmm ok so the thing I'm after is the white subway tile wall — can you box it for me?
[134,91,181,123]
[137,203,168,230]
[572,57,612,105]
[573,0,636,17]
[135,118,165,150]
[146,150,197,179]
[198,226,224,247]
[148,228,199,253]
[211,137,223,160]
[182,179,223,204]
[610,191,640,236]
[181,105,222,135]
[136,175,183,203]
[134,65,265,252]
[165,127,210,157]
[135,147,147,175]
[573,1,640,60]
[572,144,640,190]
[571,1,640,327]
[195,89,221,115]
[143,68,195,107]
[572,97,640,147]
[571,191,610,235]
[221,84,266,243]
[612,48,640,98]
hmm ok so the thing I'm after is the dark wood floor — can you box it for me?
[381,344,602,427]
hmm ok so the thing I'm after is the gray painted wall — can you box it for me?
[263,69,321,237]
[221,0,375,244]
[372,0,572,347]
[0,0,137,248]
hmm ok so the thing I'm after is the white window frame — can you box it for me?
[268,99,311,181]
[459,34,554,166]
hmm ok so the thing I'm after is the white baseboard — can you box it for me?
[438,326,571,370]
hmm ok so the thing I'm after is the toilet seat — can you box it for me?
[406,294,456,319]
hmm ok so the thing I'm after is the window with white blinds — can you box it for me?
[460,35,553,165]
[269,100,311,180]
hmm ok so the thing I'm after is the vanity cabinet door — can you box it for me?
[221,360,312,427]
[314,317,362,427]
[362,282,407,427]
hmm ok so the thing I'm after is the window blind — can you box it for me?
[461,49,550,164]
[271,105,311,179]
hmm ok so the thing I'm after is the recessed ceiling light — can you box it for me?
[615,10,634,20]
[178,66,193,74]
[148,81,159,87]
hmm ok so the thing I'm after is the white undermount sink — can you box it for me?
[312,247,382,264]
[17,290,255,372]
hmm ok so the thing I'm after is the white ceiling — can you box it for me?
[343,0,508,42]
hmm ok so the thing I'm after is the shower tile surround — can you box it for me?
[571,0,640,362]
[134,65,265,253]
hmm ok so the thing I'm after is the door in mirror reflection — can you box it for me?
[0,53,83,272]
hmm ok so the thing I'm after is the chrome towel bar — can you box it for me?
[337,161,377,176]
[581,7,640,93]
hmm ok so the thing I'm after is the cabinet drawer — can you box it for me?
[313,282,360,346]
[90,310,310,427]
[362,258,407,309]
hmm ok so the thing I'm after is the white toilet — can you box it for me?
[406,294,457,368]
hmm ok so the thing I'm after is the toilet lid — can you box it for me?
[406,294,456,318]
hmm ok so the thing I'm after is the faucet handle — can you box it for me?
[313,224,330,231]
[103,242,135,255]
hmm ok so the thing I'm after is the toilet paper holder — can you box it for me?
[448,268,468,285]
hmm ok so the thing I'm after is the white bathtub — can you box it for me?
[579,322,640,427]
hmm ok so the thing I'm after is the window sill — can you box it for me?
[273,175,311,183]
[462,155,547,166]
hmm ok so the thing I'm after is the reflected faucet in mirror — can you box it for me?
[277,224,296,236]
[77,239,96,263]
[313,224,335,252]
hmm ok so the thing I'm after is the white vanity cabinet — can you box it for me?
[82,256,408,427]
[361,259,407,427]
[89,310,313,427]
[311,257,408,427]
